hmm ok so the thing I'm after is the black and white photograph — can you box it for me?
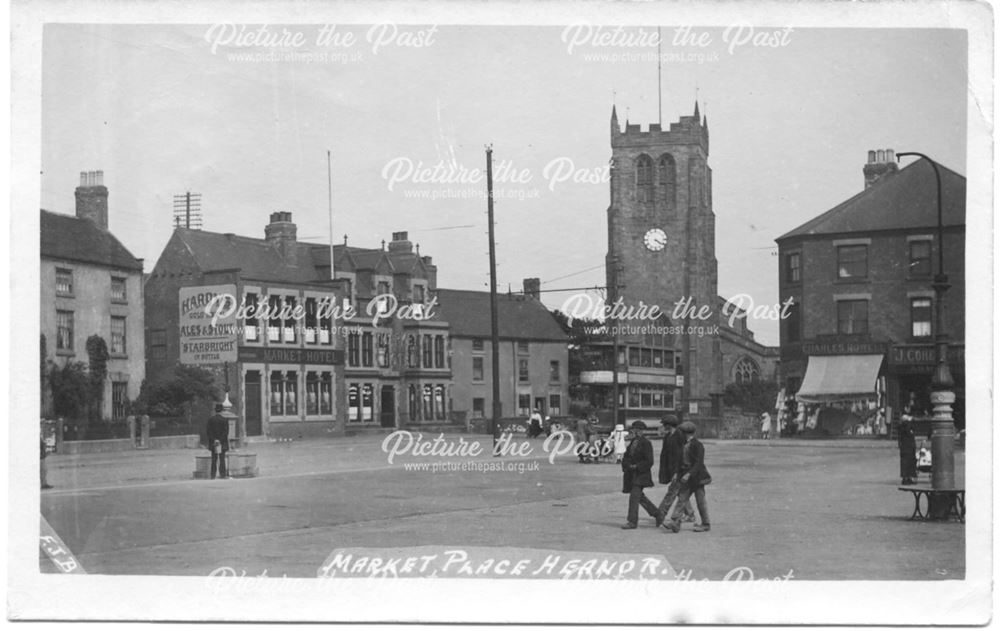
[8,0,993,624]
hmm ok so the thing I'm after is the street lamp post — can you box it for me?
[896,152,956,511]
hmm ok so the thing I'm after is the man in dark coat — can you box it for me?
[620,421,659,529]
[664,421,711,533]
[657,416,694,523]
[897,418,917,485]
[206,404,230,479]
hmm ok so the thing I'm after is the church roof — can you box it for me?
[434,289,568,342]
[40,209,143,271]
[777,158,965,241]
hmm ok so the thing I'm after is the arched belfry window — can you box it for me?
[658,154,676,206]
[733,356,761,384]
[636,155,653,203]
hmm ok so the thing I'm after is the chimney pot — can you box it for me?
[876,149,885,163]
[886,149,895,163]
[867,150,876,164]
[75,168,109,230]
[523,277,541,300]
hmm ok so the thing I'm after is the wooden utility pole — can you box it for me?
[486,146,501,454]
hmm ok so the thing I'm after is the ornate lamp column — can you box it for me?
[897,152,955,508]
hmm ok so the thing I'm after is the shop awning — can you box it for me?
[796,354,884,402]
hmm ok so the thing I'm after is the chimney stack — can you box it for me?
[75,170,109,230]
[523,277,541,300]
[388,231,413,254]
[863,148,899,189]
[265,211,298,265]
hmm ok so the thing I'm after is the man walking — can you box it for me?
[620,421,659,529]
[206,403,230,480]
[664,421,712,533]
[657,416,694,524]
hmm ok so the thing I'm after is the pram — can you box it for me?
[916,445,933,479]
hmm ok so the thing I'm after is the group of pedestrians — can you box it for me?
[619,416,711,533]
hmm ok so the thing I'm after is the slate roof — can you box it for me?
[434,289,568,342]
[171,228,323,283]
[40,210,143,271]
[777,158,965,241]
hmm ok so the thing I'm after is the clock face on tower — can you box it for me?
[643,228,667,252]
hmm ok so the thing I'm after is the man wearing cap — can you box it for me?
[657,416,694,524]
[620,421,659,529]
[206,403,230,480]
[664,421,712,533]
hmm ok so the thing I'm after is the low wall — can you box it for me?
[61,435,200,455]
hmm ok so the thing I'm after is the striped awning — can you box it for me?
[796,355,884,402]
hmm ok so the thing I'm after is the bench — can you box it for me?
[897,486,964,522]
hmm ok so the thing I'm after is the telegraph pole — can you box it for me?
[486,146,502,454]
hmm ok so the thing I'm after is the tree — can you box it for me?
[133,364,221,419]
[86,335,110,422]
[48,361,91,420]
[723,380,780,415]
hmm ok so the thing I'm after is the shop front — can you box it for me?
[887,344,965,433]
[792,352,887,436]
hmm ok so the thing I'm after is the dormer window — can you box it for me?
[413,283,425,304]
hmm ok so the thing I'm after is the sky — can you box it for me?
[40,25,968,345]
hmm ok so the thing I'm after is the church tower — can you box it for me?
[606,103,723,417]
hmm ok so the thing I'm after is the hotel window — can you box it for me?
[270,371,298,416]
[319,298,332,345]
[111,382,128,420]
[786,252,801,283]
[549,394,562,416]
[111,277,127,302]
[472,397,485,418]
[434,385,446,420]
[362,332,374,367]
[409,385,419,421]
[284,372,298,415]
[636,155,653,203]
[320,373,333,415]
[837,245,868,280]
[245,293,260,342]
[377,280,391,296]
[377,333,390,367]
[910,240,932,277]
[517,394,531,416]
[56,268,73,296]
[422,385,433,420]
[407,335,420,368]
[517,341,529,354]
[348,332,360,367]
[434,335,445,368]
[472,339,485,352]
[785,302,801,343]
[472,357,484,381]
[422,334,433,368]
[837,300,869,335]
[110,316,127,355]
[413,283,425,305]
[341,279,353,310]
[304,298,317,344]
[362,384,374,422]
[306,372,320,415]
[268,295,282,342]
[518,358,529,382]
[283,296,297,343]
[550,360,560,383]
[149,329,166,360]
[911,298,932,338]
[348,384,360,422]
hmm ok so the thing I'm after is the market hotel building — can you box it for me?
[776,150,965,431]
[145,212,568,440]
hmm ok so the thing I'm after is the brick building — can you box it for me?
[598,104,776,422]
[776,150,965,433]
[435,281,569,423]
[40,171,146,423]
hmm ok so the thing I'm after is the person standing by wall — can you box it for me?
[664,421,712,533]
[206,404,230,480]
[620,421,659,529]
